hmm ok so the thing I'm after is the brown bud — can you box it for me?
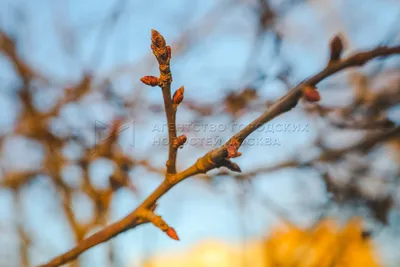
[303,85,321,102]
[172,86,184,106]
[151,29,166,48]
[226,138,242,158]
[173,134,187,149]
[167,46,172,59]
[329,35,343,62]
[221,159,242,173]
[165,227,180,241]
[140,76,159,87]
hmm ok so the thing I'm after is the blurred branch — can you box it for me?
[13,190,30,267]
[0,31,48,84]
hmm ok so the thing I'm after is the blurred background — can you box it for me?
[0,0,399,266]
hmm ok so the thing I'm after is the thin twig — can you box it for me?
[150,30,178,175]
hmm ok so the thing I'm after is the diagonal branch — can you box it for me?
[37,32,400,267]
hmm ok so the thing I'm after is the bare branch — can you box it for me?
[37,31,400,267]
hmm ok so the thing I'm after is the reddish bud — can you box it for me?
[151,29,166,48]
[226,138,242,158]
[140,76,159,87]
[165,227,180,241]
[303,86,321,102]
[173,135,187,148]
[172,86,184,106]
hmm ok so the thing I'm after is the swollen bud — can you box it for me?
[226,138,242,159]
[329,35,343,62]
[303,85,321,102]
[173,135,187,149]
[172,86,184,106]
[140,76,159,87]
[151,29,166,48]
[165,227,180,241]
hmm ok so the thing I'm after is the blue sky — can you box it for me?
[0,0,400,266]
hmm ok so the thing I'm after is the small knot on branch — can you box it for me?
[158,72,172,87]
[195,153,218,173]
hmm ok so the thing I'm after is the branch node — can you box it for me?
[195,153,218,173]
[165,173,177,185]
[159,72,172,87]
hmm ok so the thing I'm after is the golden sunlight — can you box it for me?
[143,218,381,267]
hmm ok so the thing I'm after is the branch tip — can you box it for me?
[151,29,166,49]
[329,34,344,62]
[221,159,242,173]
[165,227,180,241]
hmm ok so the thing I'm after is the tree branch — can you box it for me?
[150,29,179,175]
[37,32,400,267]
